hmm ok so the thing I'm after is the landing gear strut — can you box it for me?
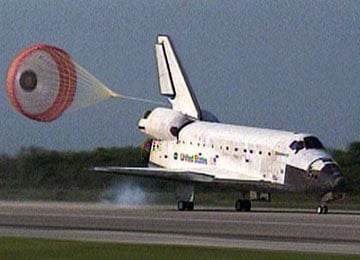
[235,199,251,212]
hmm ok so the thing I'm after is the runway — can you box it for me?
[0,201,359,255]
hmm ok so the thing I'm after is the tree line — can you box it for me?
[0,146,148,190]
[0,143,359,194]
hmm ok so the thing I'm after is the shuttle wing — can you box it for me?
[92,166,281,191]
[93,166,215,182]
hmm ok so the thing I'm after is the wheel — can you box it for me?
[177,201,194,211]
[243,200,251,212]
[178,201,185,211]
[317,205,328,215]
[323,205,328,214]
[235,200,251,212]
[187,202,194,211]
[316,205,323,214]
[235,199,243,211]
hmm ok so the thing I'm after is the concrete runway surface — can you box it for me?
[0,201,359,255]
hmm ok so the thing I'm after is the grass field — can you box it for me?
[0,238,358,260]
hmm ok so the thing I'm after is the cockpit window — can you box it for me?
[290,137,325,152]
[304,136,324,150]
[143,110,152,119]
[289,140,305,152]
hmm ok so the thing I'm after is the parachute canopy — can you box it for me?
[6,44,120,122]
[6,44,76,122]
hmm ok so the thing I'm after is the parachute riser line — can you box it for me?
[111,94,166,106]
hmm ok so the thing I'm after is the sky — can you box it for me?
[0,1,359,154]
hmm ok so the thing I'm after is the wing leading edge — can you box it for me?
[92,167,284,191]
[92,167,215,182]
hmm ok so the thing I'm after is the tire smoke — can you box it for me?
[99,182,149,207]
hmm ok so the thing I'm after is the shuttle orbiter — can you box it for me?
[94,35,346,214]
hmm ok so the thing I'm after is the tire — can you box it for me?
[317,205,323,214]
[187,202,194,211]
[323,205,328,214]
[178,201,194,211]
[178,201,185,211]
[243,200,251,212]
[235,200,243,211]
[317,205,328,215]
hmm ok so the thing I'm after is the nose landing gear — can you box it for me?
[316,192,333,215]
[316,191,344,215]
[316,204,328,214]
[235,199,251,212]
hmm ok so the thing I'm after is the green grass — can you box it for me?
[0,238,358,260]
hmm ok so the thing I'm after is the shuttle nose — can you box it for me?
[319,164,347,193]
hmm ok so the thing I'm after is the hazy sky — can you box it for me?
[0,1,359,154]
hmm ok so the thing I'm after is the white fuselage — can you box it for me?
[141,108,335,189]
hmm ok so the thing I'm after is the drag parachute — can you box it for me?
[6,44,164,122]
[6,44,121,122]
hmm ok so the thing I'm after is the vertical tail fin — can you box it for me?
[155,35,201,119]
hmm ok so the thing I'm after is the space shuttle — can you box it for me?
[94,35,346,214]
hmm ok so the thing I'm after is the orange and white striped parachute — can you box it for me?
[6,44,81,122]
[6,44,164,122]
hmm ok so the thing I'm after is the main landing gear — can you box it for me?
[175,182,195,211]
[235,192,252,212]
[177,201,194,211]
[235,199,251,212]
